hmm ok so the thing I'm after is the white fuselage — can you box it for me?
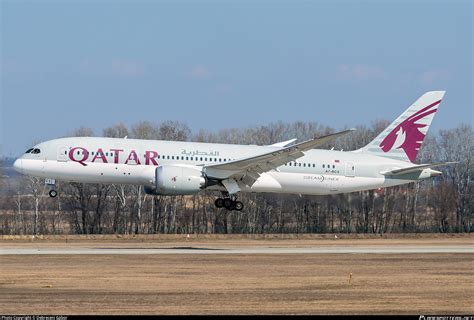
[14,137,429,195]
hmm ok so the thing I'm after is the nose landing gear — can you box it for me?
[214,194,244,211]
[45,178,57,198]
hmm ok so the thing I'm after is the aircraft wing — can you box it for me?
[204,129,355,189]
[380,162,457,176]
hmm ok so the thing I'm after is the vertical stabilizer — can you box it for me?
[357,91,445,163]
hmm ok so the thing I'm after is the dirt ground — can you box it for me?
[0,235,473,315]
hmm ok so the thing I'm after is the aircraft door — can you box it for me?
[345,162,355,177]
[57,146,69,162]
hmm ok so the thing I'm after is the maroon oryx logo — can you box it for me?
[379,99,441,162]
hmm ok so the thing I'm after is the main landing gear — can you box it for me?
[214,194,244,211]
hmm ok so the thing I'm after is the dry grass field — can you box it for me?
[0,234,473,315]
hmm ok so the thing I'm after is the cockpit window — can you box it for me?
[25,148,34,154]
[31,148,41,154]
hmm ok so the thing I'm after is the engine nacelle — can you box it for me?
[145,165,206,195]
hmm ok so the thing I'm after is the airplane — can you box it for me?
[13,91,454,211]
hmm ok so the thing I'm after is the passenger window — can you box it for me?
[299,163,301,167]
[333,165,335,169]
[167,155,170,159]
[186,157,189,160]
[205,157,208,161]
[303,163,306,167]
[323,164,325,168]
[200,157,203,161]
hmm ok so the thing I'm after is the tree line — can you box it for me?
[0,120,472,235]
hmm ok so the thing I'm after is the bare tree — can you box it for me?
[438,125,473,232]
[131,121,159,140]
[130,185,147,234]
[158,121,191,141]
[103,123,129,138]
[26,177,47,235]
[70,127,94,137]
[111,184,129,233]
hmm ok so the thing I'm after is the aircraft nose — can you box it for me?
[13,159,23,174]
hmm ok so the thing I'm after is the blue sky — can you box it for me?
[1,0,472,156]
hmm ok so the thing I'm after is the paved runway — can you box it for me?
[1,245,472,255]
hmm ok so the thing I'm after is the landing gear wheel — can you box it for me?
[214,198,224,208]
[49,189,58,198]
[225,201,236,211]
[234,201,244,211]
[215,193,242,211]
[223,198,233,209]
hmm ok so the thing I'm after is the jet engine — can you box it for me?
[144,165,207,195]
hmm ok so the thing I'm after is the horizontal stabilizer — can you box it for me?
[380,162,457,176]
